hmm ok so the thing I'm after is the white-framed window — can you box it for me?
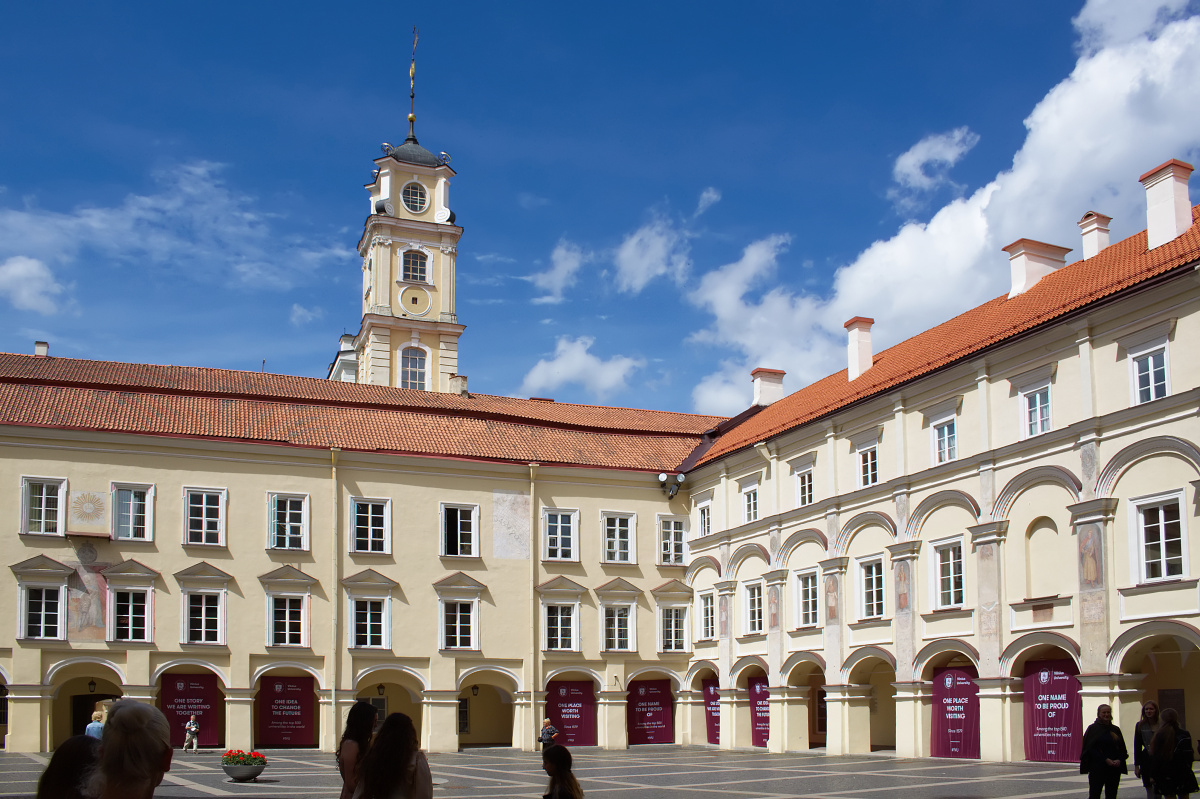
[402,250,427,282]
[1133,491,1187,583]
[602,512,635,563]
[796,570,819,627]
[268,593,309,647]
[442,503,478,557]
[745,582,764,635]
[1021,381,1052,439]
[933,539,965,608]
[351,597,389,648]
[859,446,878,487]
[697,502,712,538]
[183,487,226,546]
[544,603,579,651]
[602,604,635,652]
[401,181,428,213]
[859,558,885,619]
[1132,346,1169,404]
[400,346,427,391]
[350,498,390,554]
[268,493,309,550]
[183,590,224,644]
[933,417,957,464]
[112,483,154,541]
[659,516,686,565]
[544,509,578,561]
[698,592,715,640]
[20,584,66,639]
[660,606,687,652]
[441,600,477,650]
[20,477,67,535]
[742,484,759,523]
[111,589,151,642]
[796,468,814,507]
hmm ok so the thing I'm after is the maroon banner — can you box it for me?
[748,675,769,747]
[931,667,980,759]
[1023,659,1081,762]
[546,680,597,747]
[257,675,315,747]
[627,680,673,744]
[702,679,720,745]
[160,672,221,747]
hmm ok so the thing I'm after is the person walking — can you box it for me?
[337,700,378,799]
[1081,704,1128,799]
[541,744,583,799]
[538,718,559,750]
[352,712,432,799]
[1133,701,1161,799]
[182,714,199,752]
[1147,708,1199,799]
[84,711,104,739]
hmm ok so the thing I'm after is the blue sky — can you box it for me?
[2,1,1199,415]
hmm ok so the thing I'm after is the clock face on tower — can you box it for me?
[399,285,432,316]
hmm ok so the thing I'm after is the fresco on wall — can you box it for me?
[67,563,108,642]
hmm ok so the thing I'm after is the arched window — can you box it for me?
[402,251,427,283]
[401,347,426,390]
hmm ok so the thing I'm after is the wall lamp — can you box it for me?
[377,684,385,696]
[657,472,685,498]
[88,679,96,693]
[471,685,479,697]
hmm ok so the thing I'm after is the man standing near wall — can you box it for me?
[1081,705,1128,799]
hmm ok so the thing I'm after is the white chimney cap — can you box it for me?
[1002,239,1071,298]
[1140,158,1194,250]
[751,368,786,406]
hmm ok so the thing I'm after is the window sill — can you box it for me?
[736,633,766,643]
[601,560,637,566]
[113,536,154,544]
[181,642,229,649]
[439,647,481,654]
[348,550,391,556]
[659,648,690,655]
[109,639,156,647]
[18,531,65,538]
[601,648,636,655]
[789,624,821,633]
[542,649,582,656]
[919,607,972,622]
[183,541,227,548]
[658,561,686,568]
[266,645,312,652]
[348,645,391,651]
[268,546,310,553]
[848,617,891,630]
[1119,577,1197,596]
[542,558,580,565]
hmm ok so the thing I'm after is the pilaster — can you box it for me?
[1067,498,1120,673]
[886,540,921,682]
[819,557,848,686]
[596,690,628,749]
[969,521,1009,678]
[892,680,931,758]
[422,689,461,752]
[975,677,1024,762]
[224,688,256,750]
[824,684,872,755]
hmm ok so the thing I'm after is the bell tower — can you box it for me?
[350,31,465,392]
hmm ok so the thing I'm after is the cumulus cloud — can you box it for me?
[614,214,691,293]
[0,256,66,314]
[888,127,981,210]
[289,304,324,325]
[694,187,721,218]
[519,335,645,398]
[1073,0,1192,53]
[687,6,1200,414]
[529,239,589,304]
[0,161,353,292]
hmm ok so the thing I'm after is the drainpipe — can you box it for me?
[528,462,539,750]
[330,447,342,750]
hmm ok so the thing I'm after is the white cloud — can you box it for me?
[687,9,1200,415]
[529,238,589,304]
[1073,0,1192,53]
[519,335,645,398]
[888,127,980,209]
[0,161,353,291]
[474,253,517,264]
[289,304,325,325]
[518,192,551,210]
[0,256,66,314]
[613,213,691,294]
[694,187,721,218]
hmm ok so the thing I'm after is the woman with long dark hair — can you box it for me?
[542,744,584,799]
[337,700,379,799]
[352,712,432,799]
[85,700,174,799]
[36,734,100,799]
[1133,701,1161,799]
[1148,707,1199,799]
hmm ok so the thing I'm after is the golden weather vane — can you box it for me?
[409,27,419,119]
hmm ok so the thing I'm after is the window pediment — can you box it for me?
[536,576,587,596]
[342,568,399,591]
[919,396,963,425]
[101,559,159,585]
[594,577,641,598]
[258,565,318,590]
[433,571,485,599]
[173,562,233,586]
[11,555,73,579]
[651,579,693,599]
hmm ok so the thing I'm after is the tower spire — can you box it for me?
[407,27,419,144]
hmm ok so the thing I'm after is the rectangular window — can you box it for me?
[1141,498,1183,581]
[352,499,388,553]
[271,596,305,646]
[114,590,149,641]
[444,601,473,649]
[114,487,149,540]
[1024,385,1051,437]
[861,560,884,619]
[660,518,685,565]
[603,606,630,651]
[603,514,632,563]
[353,599,385,648]
[402,251,427,283]
[184,488,224,545]
[700,593,715,639]
[457,698,470,734]
[443,505,475,557]
[743,488,759,523]
[661,607,685,652]
[797,571,818,627]
[545,605,574,651]
[746,583,763,634]
[698,504,711,538]
[1134,348,1168,404]
[937,542,964,608]
[934,419,957,463]
[545,511,575,561]
[187,593,221,643]
[25,587,61,639]
[271,494,306,550]
[797,469,814,507]
[859,446,878,487]
[23,478,64,535]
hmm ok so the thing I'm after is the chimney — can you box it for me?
[1002,239,1071,298]
[750,368,785,405]
[1077,211,1112,259]
[844,317,874,381]
[33,341,48,357]
[1140,158,1194,249]
[448,374,469,396]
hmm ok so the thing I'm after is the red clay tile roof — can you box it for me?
[695,206,1200,466]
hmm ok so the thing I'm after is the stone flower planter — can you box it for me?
[222,763,266,782]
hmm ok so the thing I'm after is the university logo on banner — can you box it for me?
[546,681,597,747]
[1023,659,1081,763]
[931,667,980,759]
[702,678,720,745]
[627,680,673,745]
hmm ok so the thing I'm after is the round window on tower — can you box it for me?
[401,181,428,213]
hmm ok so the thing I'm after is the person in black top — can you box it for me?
[1081,704,1128,799]
[1132,701,1160,799]
[1147,708,1199,799]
